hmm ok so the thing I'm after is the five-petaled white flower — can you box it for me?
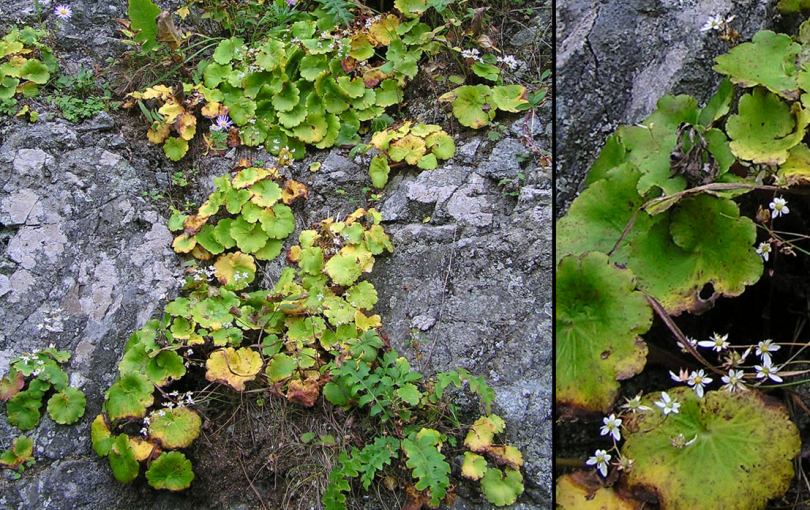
[755,339,780,364]
[721,369,746,392]
[687,369,713,398]
[701,14,724,32]
[586,449,611,477]
[698,332,729,352]
[755,359,783,383]
[756,242,772,262]
[211,114,233,131]
[600,414,622,442]
[621,394,652,413]
[678,336,698,353]
[770,196,789,218]
[655,392,681,415]
[54,4,72,20]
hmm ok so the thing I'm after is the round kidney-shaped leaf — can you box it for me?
[214,251,257,291]
[105,373,155,421]
[556,471,642,510]
[205,347,262,391]
[621,388,800,510]
[109,434,140,483]
[556,252,651,413]
[146,451,195,491]
[479,467,524,506]
[148,407,202,449]
[46,387,86,425]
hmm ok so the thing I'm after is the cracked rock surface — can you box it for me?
[555,0,774,215]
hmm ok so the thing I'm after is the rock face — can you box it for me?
[555,0,775,214]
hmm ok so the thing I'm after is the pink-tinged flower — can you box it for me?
[286,0,297,5]
[211,114,233,131]
[54,4,72,20]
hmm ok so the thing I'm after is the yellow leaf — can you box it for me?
[176,6,190,18]
[281,179,308,204]
[213,252,256,288]
[147,122,171,144]
[354,310,381,331]
[172,234,197,254]
[201,101,223,119]
[367,14,400,46]
[176,112,197,141]
[464,415,506,452]
[141,85,175,101]
[128,436,156,461]
[205,347,263,391]
[158,100,184,124]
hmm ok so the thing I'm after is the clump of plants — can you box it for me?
[555,20,810,510]
[0,347,87,477]
[363,121,456,188]
[0,26,57,111]
[48,67,117,122]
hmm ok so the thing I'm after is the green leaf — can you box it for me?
[444,85,494,129]
[91,414,113,457]
[46,387,86,425]
[214,251,257,290]
[250,180,282,207]
[109,434,140,483]
[259,204,295,240]
[300,55,329,81]
[355,436,400,490]
[105,373,155,421]
[622,388,800,510]
[325,253,363,286]
[425,131,455,160]
[480,467,524,506]
[128,0,161,50]
[726,88,809,165]
[698,78,733,127]
[163,137,189,161]
[401,430,451,506]
[625,195,763,314]
[146,451,195,491]
[369,155,390,189]
[145,350,187,386]
[395,383,422,406]
[266,353,297,382]
[556,252,651,413]
[6,389,43,430]
[345,281,377,310]
[471,61,500,82]
[213,37,245,65]
[148,407,202,448]
[713,30,800,98]
[777,143,810,186]
[461,451,487,481]
[230,217,269,253]
[272,81,300,112]
[20,59,49,84]
[299,247,325,275]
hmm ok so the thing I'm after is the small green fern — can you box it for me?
[314,0,355,26]
[401,430,451,506]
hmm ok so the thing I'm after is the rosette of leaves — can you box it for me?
[460,414,525,506]
[556,252,651,413]
[169,166,301,263]
[0,27,56,108]
[438,84,529,129]
[0,436,34,469]
[132,11,444,161]
[621,388,800,510]
[367,121,456,188]
[2,349,86,430]
[556,471,642,510]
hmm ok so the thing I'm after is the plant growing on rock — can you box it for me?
[555,20,810,509]
[366,121,456,188]
[0,26,57,112]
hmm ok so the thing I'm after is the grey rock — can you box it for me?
[555,0,775,215]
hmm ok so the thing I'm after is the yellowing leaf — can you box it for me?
[281,179,308,204]
[205,347,262,391]
[158,100,184,124]
[176,112,197,141]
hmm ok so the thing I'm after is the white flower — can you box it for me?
[770,196,789,218]
[140,427,148,436]
[600,414,622,442]
[621,394,652,413]
[654,392,681,415]
[54,4,72,20]
[156,410,166,417]
[756,242,772,262]
[721,369,746,392]
[687,369,713,398]
[755,339,780,364]
[678,336,698,353]
[701,14,724,32]
[496,54,520,70]
[754,359,783,383]
[586,449,611,478]
[669,368,689,383]
[186,349,193,356]
[460,48,482,61]
[698,332,729,352]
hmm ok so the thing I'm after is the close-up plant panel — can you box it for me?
[0,0,549,508]
[555,4,810,509]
